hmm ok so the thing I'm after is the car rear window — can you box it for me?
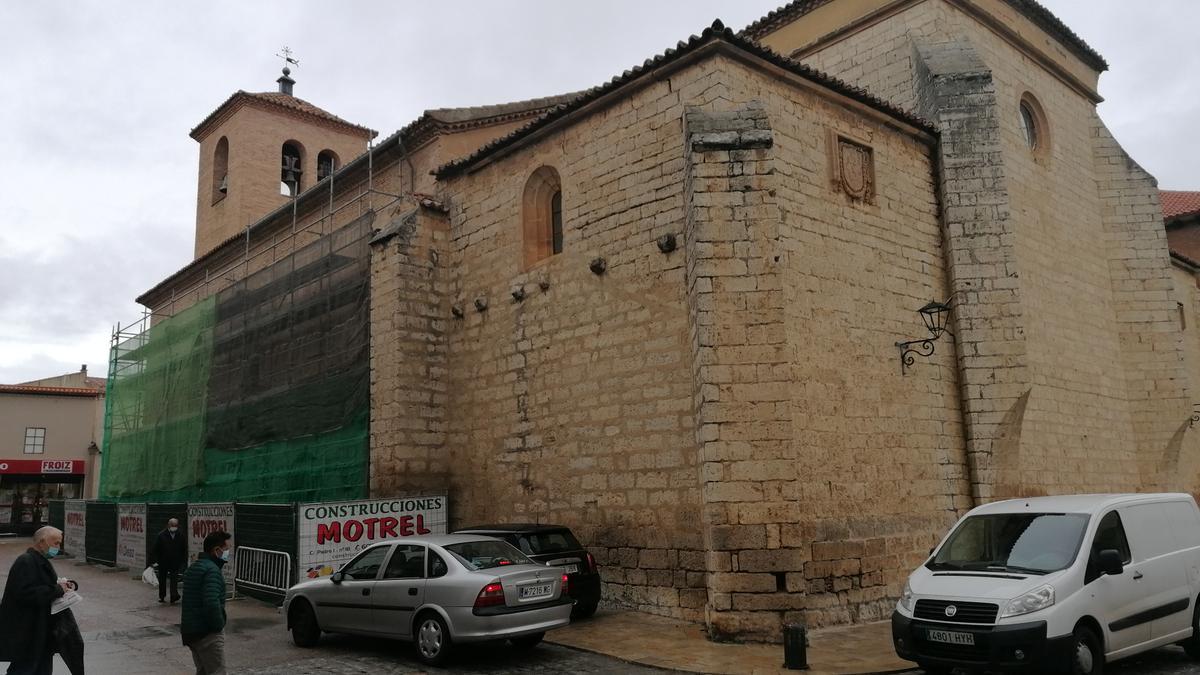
[505,530,582,556]
[445,540,535,570]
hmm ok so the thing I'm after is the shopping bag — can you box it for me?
[142,566,159,587]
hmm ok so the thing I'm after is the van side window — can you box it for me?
[1087,511,1131,584]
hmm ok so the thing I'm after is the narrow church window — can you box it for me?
[280,141,305,196]
[551,190,563,255]
[521,166,563,269]
[212,136,229,204]
[1179,302,1187,331]
[317,150,339,181]
[1019,102,1038,150]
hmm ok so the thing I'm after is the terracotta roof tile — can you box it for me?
[0,384,102,397]
[740,0,1107,72]
[435,20,935,179]
[190,91,377,141]
[1162,190,1200,221]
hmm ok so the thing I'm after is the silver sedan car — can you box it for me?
[283,534,573,665]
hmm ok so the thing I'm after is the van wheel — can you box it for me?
[1070,625,1104,675]
[1184,600,1200,659]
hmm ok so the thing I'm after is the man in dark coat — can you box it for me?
[0,526,76,674]
[152,517,187,603]
[181,531,231,674]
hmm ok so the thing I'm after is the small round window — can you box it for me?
[1018,101,1038,150]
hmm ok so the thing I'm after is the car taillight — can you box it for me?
[562,573,569,594]
[586,552,597,573]
[474,582,505,609]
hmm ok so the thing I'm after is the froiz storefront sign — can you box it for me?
[298,496,447,579]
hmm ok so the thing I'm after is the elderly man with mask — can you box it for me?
[153,517,187,604]
[0,526,78,674]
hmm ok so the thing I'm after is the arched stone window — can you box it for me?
[522,166,563,268]
[280,141,305,196]
[317,149,339,181]
[212,136,229,204]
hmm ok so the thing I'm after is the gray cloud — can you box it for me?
[0,0,1195,382]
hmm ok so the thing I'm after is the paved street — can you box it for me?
[4,539,1200,674]
[0,540,667,674]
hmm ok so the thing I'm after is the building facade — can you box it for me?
[126,0,1196,641]
[0,366,105,532]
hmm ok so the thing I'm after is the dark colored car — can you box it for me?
[454,524,601,618]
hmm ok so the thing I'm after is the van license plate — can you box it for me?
[519,584,553,599]
[926,629,974,646]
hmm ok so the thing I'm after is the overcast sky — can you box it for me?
[0,1,1196,384]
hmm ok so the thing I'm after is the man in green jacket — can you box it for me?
[181,531,231,674]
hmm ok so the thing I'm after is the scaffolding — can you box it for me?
[100,185,397,502]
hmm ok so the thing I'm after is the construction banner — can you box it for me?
[297,496,447,579]
[188,502,235,589]
[64,500,86,559]
[116,503,146,569]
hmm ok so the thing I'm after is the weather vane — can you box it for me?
[276,46,300,70]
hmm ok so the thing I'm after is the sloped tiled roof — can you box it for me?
[425,93,584,125]
[435,20,935,178]
[190,90,377,141]
[740,0,1108,72]
[1162,190,1200,221]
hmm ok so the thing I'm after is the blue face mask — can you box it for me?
[220,548,230,561]
[47,547,60,558]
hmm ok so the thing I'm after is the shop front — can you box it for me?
[0,459,85,535]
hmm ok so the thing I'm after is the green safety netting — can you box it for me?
[100,218,371,503]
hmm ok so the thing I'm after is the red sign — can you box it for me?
[0,460,85,475]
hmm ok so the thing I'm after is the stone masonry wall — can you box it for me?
[368,204,453,497]
[787,0,1190,501]
[703,57,963,634]
[434,63,729,621]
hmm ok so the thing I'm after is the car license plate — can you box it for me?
[564,564,578,574]
[519,583,553,599]
[926,629,974,646]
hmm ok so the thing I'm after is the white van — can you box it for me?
[892,493,1200,674]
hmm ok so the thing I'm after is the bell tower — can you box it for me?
[189,58,375,259]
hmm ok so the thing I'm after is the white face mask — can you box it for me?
[168,527,178,533]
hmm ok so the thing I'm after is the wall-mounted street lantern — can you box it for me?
[896,299,954,374]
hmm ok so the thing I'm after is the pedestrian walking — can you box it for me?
[181,531,231,675]
[152,517,187,603]
[0,526,78,675]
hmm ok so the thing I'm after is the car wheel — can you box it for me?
[509,632,545,650]
[289,600,320,648]
[1070,625,1104,675]
[415,612,452,666]
[1184,599,1200,659]
[572,600,598,619]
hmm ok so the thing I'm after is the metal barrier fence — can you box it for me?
[235,546,292,595]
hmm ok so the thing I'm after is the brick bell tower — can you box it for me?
[188,63,376,259]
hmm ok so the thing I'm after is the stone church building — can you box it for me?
[134,0,1199,640]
